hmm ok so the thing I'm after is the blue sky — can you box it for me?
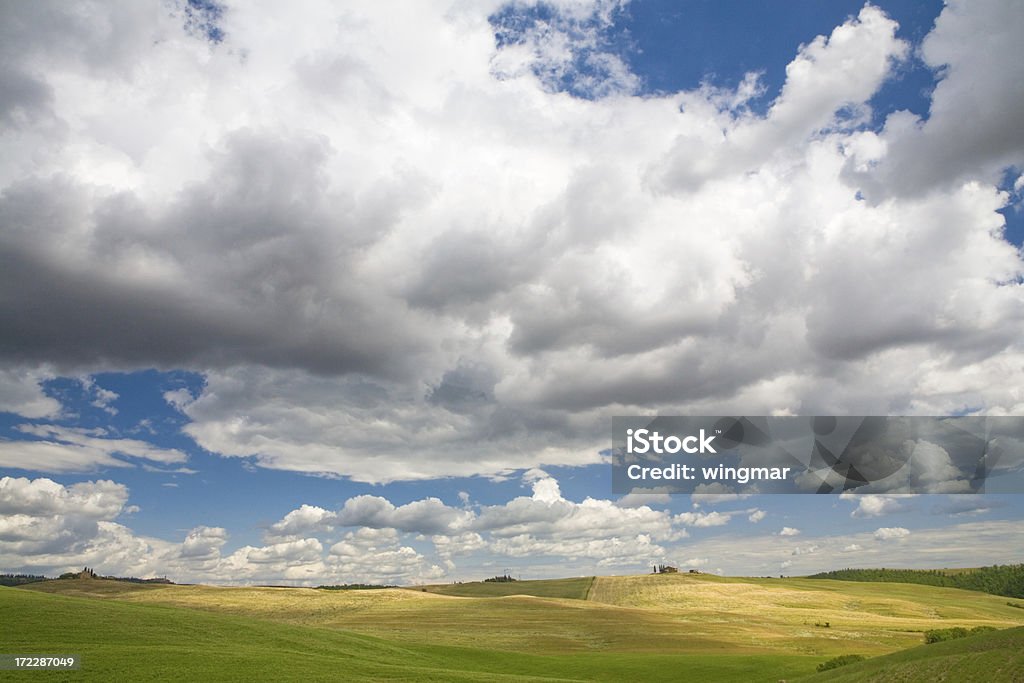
[1,0,1023,584]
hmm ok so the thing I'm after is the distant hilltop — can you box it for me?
[807,564,1024,600]
[0,568,174,587]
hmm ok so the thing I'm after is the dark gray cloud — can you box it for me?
[0,69,54,128]
[0,131,434,378]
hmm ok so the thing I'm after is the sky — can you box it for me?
[1,0,1023,585]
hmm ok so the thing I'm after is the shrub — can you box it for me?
[924,626,997,644]
[816,654,866,672]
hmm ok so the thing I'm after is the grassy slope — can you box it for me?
[24,579,753,655]
[11,576,1023,682]
[588,573,1024,655]
[796,625,1024,682]
[23,574,1024,659]
[417,576,594,600]
[1,586,811,682]
[0,585,529,682]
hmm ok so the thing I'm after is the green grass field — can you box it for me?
[11,572,1024,681]
[797,625,1024,682]
[0,586,812,682]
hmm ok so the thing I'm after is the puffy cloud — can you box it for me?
[255,468,686,574]
[675,511,732,528]
[0,476,329,582]
[779,527,800,536]
[768,5,907,133]
[840,493,915,518]
[263,494,474,548]
[0,1,1020,485]
[172,366,604,482]
[747,509,766,523]
[846,0,1024,197]
[3,473,1023,583]
[653,4,908,193]
[180,526,228,561]
[873,526,910,541]
[0,476,128,518]
[0,520,163,576]
[0,479,199,580]
[336,495,472,535]
[246,538,323,565]
[328,528,445,584]
[0,476,141,568]
[257,471,680,572]
[489,531,665,566]
[475,474,678,551]
[432,532,488,561]
[266,504,334,541]
[0,366,61,418]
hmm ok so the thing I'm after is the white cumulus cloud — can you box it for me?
[873,526,910,541]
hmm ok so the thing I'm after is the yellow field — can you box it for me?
[589,573,1023,654]
[23,573,1024,659]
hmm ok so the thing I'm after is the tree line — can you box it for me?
[0,571,173,586]
[0,573,48,587]
[484,574,517,583]
[807,564,1024,598]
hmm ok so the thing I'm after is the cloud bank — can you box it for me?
[4,473,1022,584]
[0,0,1021,485]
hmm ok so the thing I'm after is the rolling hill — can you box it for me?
[797,624,1024,682]
[13,571,1024,681]
[418,575,594,600]
[0,585,811,682]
